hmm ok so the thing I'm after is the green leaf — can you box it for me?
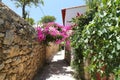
[117,43,120,50]
[102,0,107,4]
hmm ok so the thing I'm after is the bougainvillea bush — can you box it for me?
[36,22,72,46]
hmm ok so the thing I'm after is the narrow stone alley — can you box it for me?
[33,50,75,80]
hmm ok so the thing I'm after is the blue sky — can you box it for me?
[3,0,85,24]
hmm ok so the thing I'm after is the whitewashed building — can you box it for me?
[61,5,87,26]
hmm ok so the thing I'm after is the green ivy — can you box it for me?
[82,0,120,78]
[71,8,97,79]
[71,0,120,79]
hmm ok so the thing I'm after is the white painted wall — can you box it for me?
[64,6,87,26]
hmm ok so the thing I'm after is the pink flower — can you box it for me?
[36,22,73,45]
[56,23,63,28]
[43,27,49,36]
[65,25,72,30]
[38,33,45,42]
[66,40,70,46]
[60,32,68,39]
[36,27,45,42]
[45,26,59,36]
[65,40,71,51]
[55,39,62,44]
[66,30,73,36]
[45,22,55,28]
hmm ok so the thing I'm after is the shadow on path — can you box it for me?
[33,50,75,80]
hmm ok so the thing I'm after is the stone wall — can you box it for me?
[46,42,59,63]
[0,3,46,80]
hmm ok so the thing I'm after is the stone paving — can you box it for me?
[34,50,75,80]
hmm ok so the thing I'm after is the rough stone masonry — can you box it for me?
[0,2,46,80]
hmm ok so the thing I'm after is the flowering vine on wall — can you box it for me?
[36,22,72,50]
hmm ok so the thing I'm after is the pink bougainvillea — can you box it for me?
[36,27,45,42]
[36,22,72,45]
[65,40,71,51]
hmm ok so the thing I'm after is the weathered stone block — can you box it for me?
[0,73,6,80]
[13,35,21,43]
[0,33,4,37]
[19,46,31,55]
[5,59,12,64]
[8,66,19,74]
[4,21,12,29]
[0,63,5,70]
[18,63,24,73]
[4,64,10,70]
[10,74,17,80]
[11,57,22,66]
[0,40,2,43]
[3,49,10,53]
[9,45,20,57]
[4,30,14,45]
[21,56,28,62]
[0,18,4,25]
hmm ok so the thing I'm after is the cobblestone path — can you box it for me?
[33,50,75,80]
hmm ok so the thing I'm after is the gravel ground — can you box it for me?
[33,50,75,80]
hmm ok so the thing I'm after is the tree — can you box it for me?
[11,0,44,19]
[25,18,35,25]
[39,15,56,24]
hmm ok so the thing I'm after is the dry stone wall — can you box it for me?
[0,2,46,80]
[46,42,59,63]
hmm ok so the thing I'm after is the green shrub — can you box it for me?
[71,8,96,79]
[71,0,120,79]
[82,0,120,78]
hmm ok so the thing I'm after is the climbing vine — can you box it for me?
[71,8,97,79]
[36,22,72,46]
[71,0,120,79]
[82,0,120,79]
